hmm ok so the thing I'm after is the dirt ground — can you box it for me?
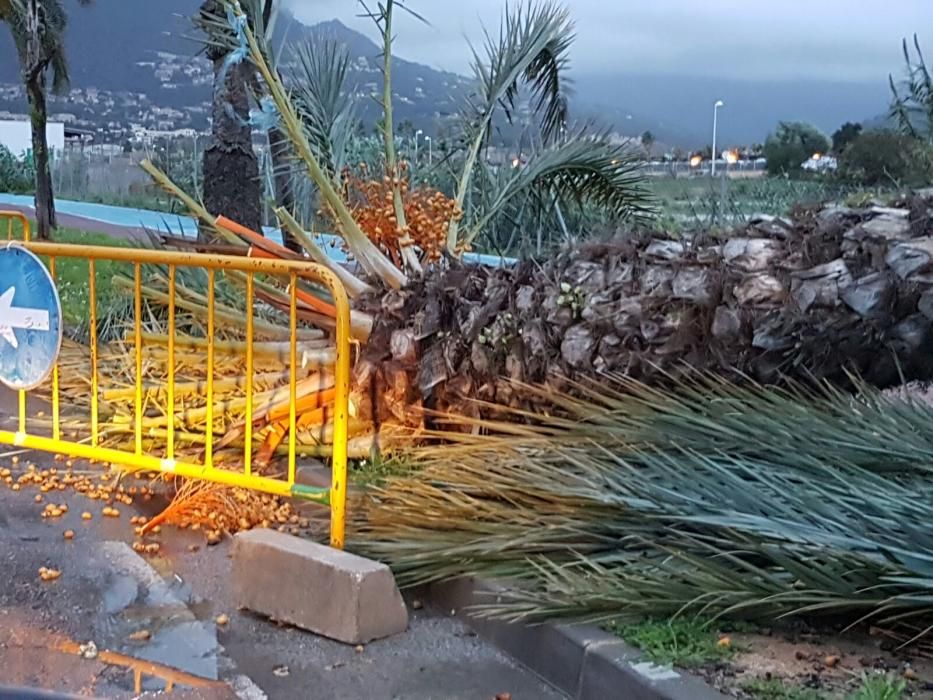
[700,627,933,698]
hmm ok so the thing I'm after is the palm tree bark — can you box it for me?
[356,197,933,423]
[23,0,54,240]
[201,59,262,241]
[26,72,55,239]
[200,0,261,242]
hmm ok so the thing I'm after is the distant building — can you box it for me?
[802,154,837,172]
[0,119,66,159]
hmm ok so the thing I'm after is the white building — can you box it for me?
[802,154,838,173]
[0,119,66,159]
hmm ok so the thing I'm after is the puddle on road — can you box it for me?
[1,457,238,694]
[93,541,221,693]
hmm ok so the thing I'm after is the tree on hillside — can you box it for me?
[763,121,830,176]
[831,121,862,154]
[196,0,268,241]
[1,0,91,239]
[641,130,655,157]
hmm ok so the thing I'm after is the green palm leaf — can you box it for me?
[448,0,574,250]
[349,377,933,634]
[464,131,654,245]
[289,38,356,182]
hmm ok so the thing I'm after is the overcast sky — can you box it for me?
[283,1,932,83]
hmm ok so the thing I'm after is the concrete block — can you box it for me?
[232,529,408,644]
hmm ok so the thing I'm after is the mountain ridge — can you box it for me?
[0,2,890,147]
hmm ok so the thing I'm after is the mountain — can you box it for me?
[0,1,471,141]
[273,17,472,126]
[0,2,890,147]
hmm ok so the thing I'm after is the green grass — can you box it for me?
[646,175,891,231]
[612,620,908,700]
[3,216,128,325]
[849,674,907,700]
[350,453,413,488]
[743,673,907,700]
[607,618,737,668]
[742,678,824,700]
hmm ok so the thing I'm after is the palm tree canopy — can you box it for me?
[1,0,91,92]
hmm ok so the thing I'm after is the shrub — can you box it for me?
[831,121,863,154]
[763,122,831,176]
[0,144,35,194]
[838,129,933,186]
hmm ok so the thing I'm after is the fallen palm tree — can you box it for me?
[136,0,933,440]
[347,376,933,637]
[35,0,933,542]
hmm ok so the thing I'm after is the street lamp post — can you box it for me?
[414,129,423,164]
[711,100,724,176]
[425,136,432,165]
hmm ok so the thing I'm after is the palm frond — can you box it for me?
[448,0,574,251]
[224,0,407,288]
[289,38,357,181]
[197,0,273,61]
[475,1,573,143]
[349,377,933,632]
[464,131,654,245]
[2,0,85,93]
[889,34,933,141]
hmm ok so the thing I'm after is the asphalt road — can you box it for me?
[0,389,565,700]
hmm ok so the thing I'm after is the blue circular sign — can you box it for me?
[0,244,63,391]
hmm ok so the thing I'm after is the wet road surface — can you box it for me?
[0,391,565,700]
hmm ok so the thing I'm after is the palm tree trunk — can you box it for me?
[26,73,54,240]
[201,59,261,242]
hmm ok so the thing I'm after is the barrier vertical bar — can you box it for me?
[17,389,25,436]
[49,257,60,442]
[288,274,297,486]
[88,260,99,446]
[134,263,143,456]
[205,270,215,468]
[330,272,351,550]
[244,273,254,477]
[166,265,176,460]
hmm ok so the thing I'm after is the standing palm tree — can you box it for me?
[197,0,268,241]
[1,0,90,239]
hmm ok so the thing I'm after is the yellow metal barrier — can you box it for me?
[2,210,30,242]
[0,220,351,549]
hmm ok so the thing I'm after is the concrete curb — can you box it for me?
[423,578,728,700]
